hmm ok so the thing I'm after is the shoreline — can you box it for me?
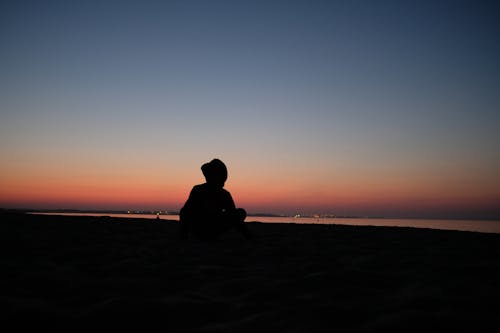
[3,208,500,221]
[25,211,500,234]
[2,211,500,330]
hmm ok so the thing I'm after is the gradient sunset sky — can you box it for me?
[1,0,499,218]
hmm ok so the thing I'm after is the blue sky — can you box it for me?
[1,0,499,217]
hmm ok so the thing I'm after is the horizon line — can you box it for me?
[2,207,500,221]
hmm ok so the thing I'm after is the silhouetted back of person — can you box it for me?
[179,159,253,240]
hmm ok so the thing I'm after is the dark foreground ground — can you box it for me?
[1,212,500,332]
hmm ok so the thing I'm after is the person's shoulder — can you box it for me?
[191,183,207,193]
[221,188,232,196]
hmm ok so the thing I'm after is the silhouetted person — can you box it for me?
[179,159,253,240]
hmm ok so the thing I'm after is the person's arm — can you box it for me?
[224,190,236,211]
[179,186,199,239]
[183,185,204,213]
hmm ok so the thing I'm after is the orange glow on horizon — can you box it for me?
[2,158,499,217]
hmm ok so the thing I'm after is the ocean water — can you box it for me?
[31,212,500,234]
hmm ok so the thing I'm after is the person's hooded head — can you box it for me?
[201,159,228,188]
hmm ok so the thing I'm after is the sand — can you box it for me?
[1,211,500,331]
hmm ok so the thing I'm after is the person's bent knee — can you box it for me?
[235,208,246,221]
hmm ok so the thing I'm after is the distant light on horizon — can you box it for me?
[1,0,499,219]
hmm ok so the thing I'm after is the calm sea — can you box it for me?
[31,212,500,234]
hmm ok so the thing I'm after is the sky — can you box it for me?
[1,0,499,219]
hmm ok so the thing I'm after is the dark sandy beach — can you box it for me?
[2,211,500,331]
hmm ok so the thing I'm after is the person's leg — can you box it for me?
[226,208,253,239]
[234,208,246,221]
